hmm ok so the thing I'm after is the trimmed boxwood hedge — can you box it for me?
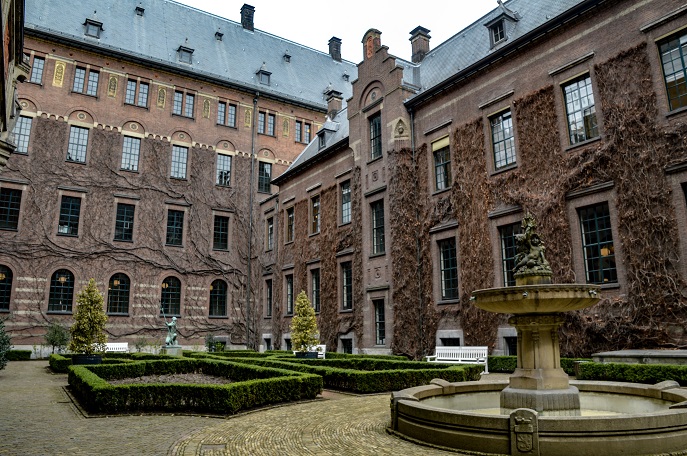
[7,350,32,361]
[67,358,322,414]
[576,362,687,386]
[488,356,590,376]
[49,352,177,373]
[223,357,482,393]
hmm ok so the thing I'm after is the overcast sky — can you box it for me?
[173,1,498,63]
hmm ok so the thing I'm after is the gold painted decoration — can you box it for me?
[282,118,289,137]
[53,61,65,87]
[244,108,252,127]
[203,99,210,118]
[157,87,166,108]
[107,75,117,97]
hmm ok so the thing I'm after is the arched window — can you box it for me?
[48,269,74,312]
[160,276,181,316]
[107,273,130,315]
[209,279,227,317]
[0,265,13,311]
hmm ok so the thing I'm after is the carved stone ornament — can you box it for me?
[202,99,210,118]
[513,213,552,280]
[395,119,407,138]
[53,62,65,87]
[157,88,166,108]
[107,75,117,97]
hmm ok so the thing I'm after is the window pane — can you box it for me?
[184,93,194,117]
[295,121,302,142]
[267,114,275,136]
[48,269,74,312]
[433,146,452,190]
[86,71,99,96]
[107,273,130,314]
[58,196,81,236]
[121,136,141,171]
[439,238,459,299]
[0,265,12,311]
[491,110,516,169]
[216,154,231,186]
[579,203,617,284]
[67,126,89,163]
[304,123,311,143]
[73,67,85,93]
[171,145,188,179]
[311,195,320,234]
[286,275,293,315]
[209,279,227,316]
[114,203,135,241]
[258,161,272,193]
[499,222,522,286]
[266,217,274,250]
[0,188,21,230]
[265,279,273,317]
[258,112,265,134]
[125,80,137,104]
[213,215,229,250]
[160,276,181,315]
[374,299,385,345]
[311,269,320,313]
[660,34,687,110]
[228,104,236,127]
[371,200,385,254]
[166,209,184,245]
[138,82,149,107]
[342,262,353,310]
[563,76,598,145]
[217,102,226,125]
[30,56,44,84]
[341,181,351,224]
[370,114,382,159]
[286,207,294,242]
[173,91,183,115]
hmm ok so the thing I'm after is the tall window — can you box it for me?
[209,279,227,317]
[311,269,320,313]
[67,126,89,163]
[0,188,21,230]
[285,275,294,315]
[0,265,13,311]
[266,217,274,251]
[213,215,229,250]
[265,279,273,317]
[125,80,149,107]
[433,145,452,191]
[29,56,44,84]
[341,262,353,310]
[579,202,617,284]
[660,32,687,111]
[48,269,74,313]
[295,120,302,142]
[311,195,320,234]
[374,299,385,345]
[563,75,598,145]
[12,116,32,154]
[491,110,516,169]
[499,222,522,287]
[114,203,135,241]
[217,102,237,127]
[121,136,141,171]
[490,20,505,46]
[216,154,231,186]
[58,196,81,236]
[72,67,99,96]
[171,145,188,179]
[166,209,184,246]
[258,112,265,134]
[258,161,271,193]
[161,276,181,316]
[173,91,194,117]
[258,112,275,135]
[438,238,459,300]
[107,273,130,314]
[370,113,382,160]
[341,181,351,224]
[371,200,385,254]
[286,207,294,243]
[304,123,311,143]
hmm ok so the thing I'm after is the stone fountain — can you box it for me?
[390,214,687,456]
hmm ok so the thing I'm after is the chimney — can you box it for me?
[325,88,343,119]
[240,4,254,31]
[410,26,431,63]
[329,37,342,62]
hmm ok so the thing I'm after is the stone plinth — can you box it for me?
[161,345,183,357]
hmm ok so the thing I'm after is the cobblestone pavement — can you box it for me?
[0,361,509,455]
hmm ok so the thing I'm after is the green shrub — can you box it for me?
[49,353,72,372]
[577,362,687,386]
[44,322,70,354]
[488,356,590,375]
[0,318,10,371]
[7,350,32,361]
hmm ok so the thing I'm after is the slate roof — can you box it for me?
[24,0,356,110]
[402,0,586,99]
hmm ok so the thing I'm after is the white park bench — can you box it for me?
[292,344,326,359]
[425,346,489,374]
[105,342,129,353]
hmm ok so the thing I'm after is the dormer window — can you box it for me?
[178,46,194,64]
[485,2,520,49]
[318,133,326,150]
[135,6,144,16]
[343,72,350,82]
[257,63,271,85]
[283,51,291,63]
[490,20,505,45]
[84,19,103,38]
[215,31,223,41]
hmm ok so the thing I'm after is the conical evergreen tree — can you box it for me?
[68,278,108,355]
[290,291,319,352]
[0,318,11,371]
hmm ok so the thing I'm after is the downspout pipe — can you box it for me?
[245,93,258,349]
[409,108,425,359]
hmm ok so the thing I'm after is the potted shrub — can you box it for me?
[290,291,319,358]
[68,278,108,365]
[44,321,70,354]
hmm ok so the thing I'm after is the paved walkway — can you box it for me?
[0,361,509,455]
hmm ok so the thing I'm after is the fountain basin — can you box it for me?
[471,284,600,314]
[390,379,687,456]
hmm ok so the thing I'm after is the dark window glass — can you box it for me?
[295,120,302,142]
[213,215,229,250]
[433,146,451,190]
[341,181,351,224]
[0,265,13,311]
[660,32,687,111]
[138,82,149,107]
[374,299,385,345]
[258,111,265,134]
[29,56,44,84]
[86,71,99,96]
[160,276,181,316]
[114,203,135,241]
[0,188,21,230]
[216,154,231,186]
[265,279,273,317]
[217,101,226,124]
[209,279,227,317]
[125,80,137,104]
[228,104,237,127]
[107,273,130,314]
[311,195,320,234]
[179,48,193,64]
[491,110,516,169]
[579,202,617,284]
[505,336,518,356]
[121,136,140,171]
[67,126,89,163]
[266,217,274,251]
[73,68,98,95]
[58,196,81,236]
[166,209,184,246]
[258,161,272,193]
[440,337,461,346]
[12,116,32,154]
[371,200,385,254]
[491,20,505,44]
[48,269,74,313]
[286,207,294,242]
[499,222,522,286]
[439,238,459,300]
[285,338,292,351]
[184,93,194,117]
[563,75,598,145]
[311,269,320,313]
[286,275,293,315]
[370,113,382,160]
[171,145,188,179]
[85,20,101,38]
[267,114,275,136]
[342,262,352,310]
[72,67,86,93]
[125,80,148,107]
[264,337,272,350]
[341,339,353,354]
[304,123,311,143]
[173,91,183,115]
